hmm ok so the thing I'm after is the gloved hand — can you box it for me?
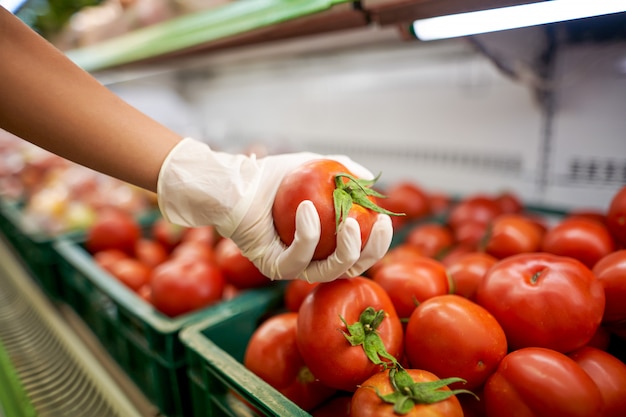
[157,138,393,282]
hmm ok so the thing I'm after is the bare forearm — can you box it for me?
[0,6,182,192]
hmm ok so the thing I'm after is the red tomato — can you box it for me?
[109,257,152,292]
[439,244,475,267]
[483,213,545,259]
[152,217,187,252]
[405,222,454,258]
[567,209,607,225]
[134,238,168,270]
[446,252,498,301]
[494,191,523,214]
[405,294,507,391]
[214,238,269,289]
[568,346,626,417]
[483,347,604,417]
[366,243,423,278]
[372,257,451,319]
[447,195,502,232]
[273,159,381,260]
[137,284,151,303]
[150,257,225,317]
[93,248,128,273]
[607,185,626,246]
[428,191,453,215]
[244,312,336,411]
[284,280,320,312]
[170,240,216,264]
[541,217,616,268]
[311,394,352,417]
[296,277,404,392]
[86,207,141,255]
[181,225,217,247]
[378,181,432,230]
[350,368,464,417]
[452,221,488,249]
[475,253,605,353]
[586,325,612,351]
[593,249,626,323]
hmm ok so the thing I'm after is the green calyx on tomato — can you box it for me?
[333,173,404,231]
[341,306,399,367]
[372,368,475,415]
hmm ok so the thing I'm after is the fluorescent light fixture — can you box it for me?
[413,0,626,41]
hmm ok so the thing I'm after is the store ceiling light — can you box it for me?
[412,0,626,41]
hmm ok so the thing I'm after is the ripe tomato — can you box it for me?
[447,195,502,232]
[475,253,605,353]
[181,225,217,247]
[494,191,523,214]
[296,277,403,392]
[452,221,488,249]
[150,257,225,317]
[273,159,382,260]
[93,248,128,273]
[405,222,454,259]
[428,191,453,215]
[244,312,336,411]
[483,347,604,417]
[86,207,141,255]
[134,238,168,270]
[405,294,507,391]
[378,181,431,230]
[151,217,187,252]
[284,280,320,312]
[350,368,464,417]
[607,185,626,246]
[214,238,269,289]
[568,346,626,417]
[446,252,497,301]
[483,213,545,259]
[541,217,616,268]
[371,257,451,319]
[108,257,152,292]
[170,240,216,264]
[366,243,423,278]
[592,249,626,323]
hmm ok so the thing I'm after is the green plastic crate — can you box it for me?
[180,286,314,417]
[53,236,283,417]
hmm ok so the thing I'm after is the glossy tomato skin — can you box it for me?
[541,217,616,269]
[607,185,626,246]
[484,213,545,259]
[592,249,626,323]
[214,238,269,289]
[134,238,168,270]
[447,195,503,232]
[284,280,320,312]
[366,243,423,278]
[350,369,464,417]
[372,257,451,319]
[171,240,216,264]
[109,257,152,292]
[86,207,141,255]
[244,312,336,411]
[446,252,498,301]
[378,181,432,230]
[483,347,604,417]
[405,223,454,259]
[495,191,523,214]
[273,159,377,260]
[296,277,404,392]
[150,257,225,317]
[568,346,626,417]
[475,253,605,353]
[404,294,507,391]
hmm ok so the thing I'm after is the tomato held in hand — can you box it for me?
[483,347,604,417]
[273,159,394,260]
[592,249,626,324]
[244,312,336,411]
[350,368,466,417]
[150,257,225,317]
[86,207,141,255]
[568,346,626,417]
[404,294,507,391]
[541,217,616,269]
[296,277,403,392]
[475,253,605,352]
[372,257,451,319]
[607,185,626,246]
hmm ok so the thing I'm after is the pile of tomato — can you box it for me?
[243,182,626,417]
[84,207,274,317]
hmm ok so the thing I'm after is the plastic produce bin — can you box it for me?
[180,286,312,417]
[53,236,284,417]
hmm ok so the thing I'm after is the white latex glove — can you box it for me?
[157,138,393,282]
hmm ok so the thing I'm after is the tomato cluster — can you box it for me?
[85,207,273,317]
[244,184,626,417]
